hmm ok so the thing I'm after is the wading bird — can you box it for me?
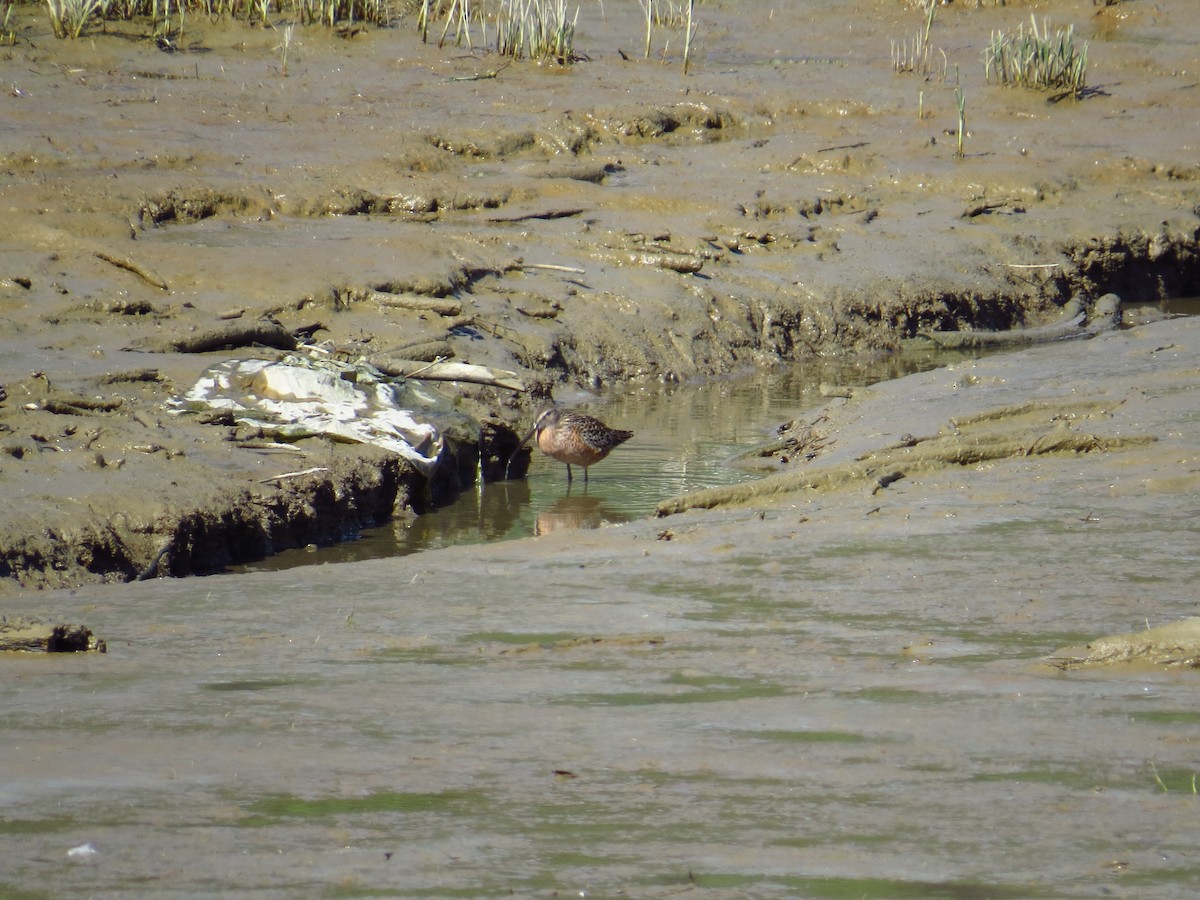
[511,405,633,483]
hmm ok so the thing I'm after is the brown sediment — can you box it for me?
[1049,618,1200,670]
[0,617,106,653]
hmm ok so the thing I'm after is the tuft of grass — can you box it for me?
[681,0,694,74]
[2,0,16,43]
[293,0,394,26]
[274,19,296,74]
[954,85,965,158]
[639,0,695,68]
[495,0,578,64]
[985,15,1088,97]
[45,0,110,37]
[1150,762,1200,795]
[428,0,473,49]
[66,0,397,32]
[638,0,651,58]
[891,0,939,77]
[419,0,578,64]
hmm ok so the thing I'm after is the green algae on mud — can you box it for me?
[239,789,488,826]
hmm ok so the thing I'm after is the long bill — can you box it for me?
[504,422,539,478]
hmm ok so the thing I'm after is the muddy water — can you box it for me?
[4,454,1200,898]
[241,349,978,571]
[245,296,1191,570]
[7,316,1200,897]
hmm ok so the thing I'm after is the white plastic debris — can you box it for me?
[174,355,458,475]
[66,842,98,860]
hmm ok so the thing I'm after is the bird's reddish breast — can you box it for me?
[537,417,609,467]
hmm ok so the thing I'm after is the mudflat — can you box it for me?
[2,315,1200,896]
[5,5,1200,892]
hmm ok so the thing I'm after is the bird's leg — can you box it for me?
[583,467,589,484]
[566,464,573,483]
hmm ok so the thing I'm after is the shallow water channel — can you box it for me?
[239,348,980,572]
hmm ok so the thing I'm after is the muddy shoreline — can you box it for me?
[2,0,1198,593]
[3,314,1200,895]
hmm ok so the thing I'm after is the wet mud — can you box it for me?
[1052,617,1200,670]
[1,0,1199,589]
[3,315,1200,896]
[6,5,1200,890]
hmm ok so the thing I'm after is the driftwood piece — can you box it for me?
[94,250,169,291]
[626,252,704,274]
[367,355,526,392]
[260,466,330,484]
[369,291,463,317]
[0,617,106,653]
[913,294,1122,351]
[382,340,455,362]
[41,396,124,415]
[133,323,299,354]
[98,368,163,384]
[520,263,585,274]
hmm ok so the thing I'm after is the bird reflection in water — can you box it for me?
[394,478,535,552]
[393,478,630,548]
[534,488,628,536]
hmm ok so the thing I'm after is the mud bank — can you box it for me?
[1,0,1199,591]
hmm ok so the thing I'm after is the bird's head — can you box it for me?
[533,404,562,435]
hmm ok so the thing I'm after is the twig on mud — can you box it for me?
[486,208,587,223]
[237,441,311,455]
[1005,262,1061,269]
[367,355,527,391]
[398,356,448,378]
[815,141,869,153]
[260,466,330,484]
[519,263,586,274]
[448,60,511,81]
[94,250,169,291]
